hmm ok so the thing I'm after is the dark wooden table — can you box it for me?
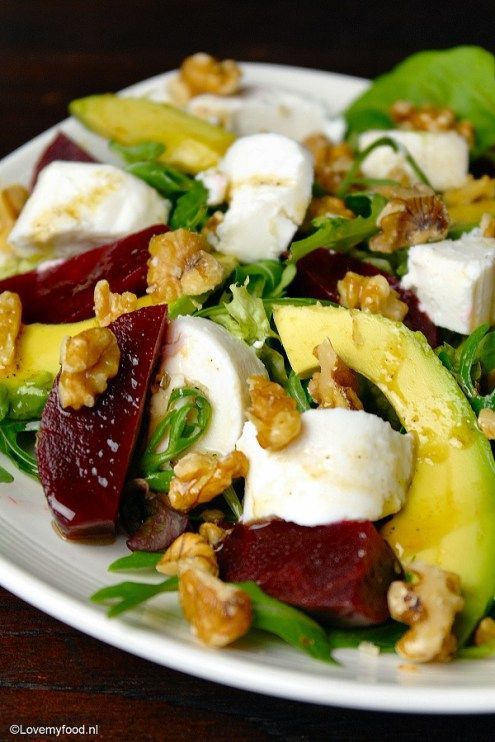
[1,1,495,738]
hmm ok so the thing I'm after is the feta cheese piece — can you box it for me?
[402,233,495,334]
[238,409,414,526]
[9,161,170,259]
[187,85,342,142]
[208,133,313,263]
[195,168,229,206]
[150,316,267,456]
[358,130,469,192]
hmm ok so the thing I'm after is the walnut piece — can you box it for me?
[308,338,362,410]
[0,185,29,260]
[199,521,228,547]
[480,213,495,239]
[303,133,354,195]
[59,327,120,410]
[179,567,252,647]
[147,229,224,303]
[247,375,301,451]
[168,450,248,512]
[337,271,408,322]
[94,279,138,327]
[443,175,495,207]
[474,617,495,646]
[390,100,474,144]
[179,52,241,98]
[0,291,22,371]
[370,185,449,253]
[156,532,218,577]
[478,408,495,440]
[387,561,464,663]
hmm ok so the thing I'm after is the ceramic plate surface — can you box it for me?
[0,63,494,714]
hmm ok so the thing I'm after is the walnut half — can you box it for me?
[370,185,449,253]
[179,567,252,647]
[94,279,137,327]
[247,375,301,451]
[387,561,464,663]
[337,271,408,322]
[168,450,248,512]
[59,327,120,410]
[156,532,218,577]
[308,338,362,410]
[147,229,224,303]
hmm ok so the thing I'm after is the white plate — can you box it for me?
[1,63,494,715]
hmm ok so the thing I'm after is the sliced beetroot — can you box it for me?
[217,519,401,626]
[0,224,167,324]
[31,132,96,188]
[291,249,439,347]
[37,305,168,538]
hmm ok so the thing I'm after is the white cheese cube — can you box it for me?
[359,130,469,192]
[238,409,414,526]
[402,233,495,334]
[150,316,267,456]
[195,168,229,206]
[187,85,341,142]
[9,161,170,259]
[208,133,313,263]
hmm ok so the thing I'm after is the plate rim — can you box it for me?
[1,62,494,715]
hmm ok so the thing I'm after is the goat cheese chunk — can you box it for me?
[207,133,313,263]
[187,85,343,142]
[358,130,469,192]
[150,316,267,456]
[402,233,495,334]
[238,409,414,526]
[9,161,170,259]
[195,168,229,206]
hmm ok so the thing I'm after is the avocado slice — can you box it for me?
[273,303,495,643]
[0,297,152,390]
[70,94,235,174]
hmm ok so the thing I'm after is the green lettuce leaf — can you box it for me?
[345,46,495,159]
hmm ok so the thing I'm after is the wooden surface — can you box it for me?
[1,1,495,738]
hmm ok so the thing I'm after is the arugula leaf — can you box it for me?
[234,261,296,299]
[140,387,211,475]
[237,582,335,663]
[0,465,14,483]
[91,577,178,617]
[328,621,405,653]
[110,140,165,163]
[345,46,495,159]
[286,371,312,412]
[223,484,243,521]
[126,161,192,197]
[438,325,495,413]
[0,420,39,479]
[290,192,387,262]
[258,343,288,386]
[170,180,208,230]
[108,551,162,572]
[459,641,495,659]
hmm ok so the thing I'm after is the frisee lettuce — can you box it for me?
[345,46,495,159]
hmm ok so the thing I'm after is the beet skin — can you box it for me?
[37,305,168,538]
[217,519,402,626]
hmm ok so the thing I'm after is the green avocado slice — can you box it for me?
[273,303,495,643]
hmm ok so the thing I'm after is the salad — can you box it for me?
[1,46,495,666]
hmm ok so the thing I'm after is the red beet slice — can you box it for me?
[290,249,439,347]
[31,132,96,189]
[37,305,168,538]
[0,224,167,324]
[217,519,402,625]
